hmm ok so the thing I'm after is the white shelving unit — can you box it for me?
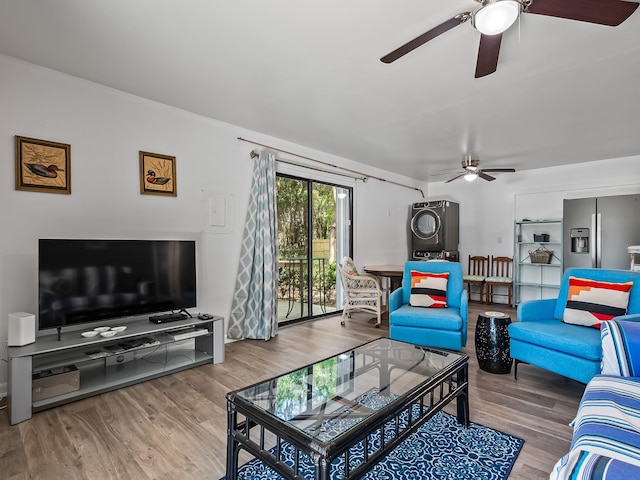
[8,314,225,425]
[513,219,563,306]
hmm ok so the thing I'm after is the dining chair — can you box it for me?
[463,255,488,304]
[485,256,513,305]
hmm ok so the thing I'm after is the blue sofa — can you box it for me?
[508,268,640,384]
[551,319,640,480]
[389,261,468,351]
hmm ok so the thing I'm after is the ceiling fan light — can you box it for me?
[473,0,521,36]
[464,172,478,182]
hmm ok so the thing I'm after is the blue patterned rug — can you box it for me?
[222,410,524,479]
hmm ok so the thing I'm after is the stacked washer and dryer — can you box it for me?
[409,200,460,261]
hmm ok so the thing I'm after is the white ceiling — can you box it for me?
[1,0,639,182]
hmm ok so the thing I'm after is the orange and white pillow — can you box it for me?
[563,276,633,328]
[409,271,449,308]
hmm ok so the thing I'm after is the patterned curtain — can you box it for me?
[228,150,279,340]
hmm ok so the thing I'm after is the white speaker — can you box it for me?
[8,312,36,346]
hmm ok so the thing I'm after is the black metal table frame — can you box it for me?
[226,346,469,480]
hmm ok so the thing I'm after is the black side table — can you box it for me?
[475,311,513,374]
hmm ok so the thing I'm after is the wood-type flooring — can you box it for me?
[0,302,585,479]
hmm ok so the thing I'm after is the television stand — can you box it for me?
[7,314,224,425]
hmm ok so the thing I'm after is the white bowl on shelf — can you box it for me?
[110,326,127,332]
[100,330,117,338]
[81,331,99,338]
[94,326,110,332]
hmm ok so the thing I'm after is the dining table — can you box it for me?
[362,264,404,312]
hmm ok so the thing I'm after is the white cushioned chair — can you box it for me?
[338,257,382,327]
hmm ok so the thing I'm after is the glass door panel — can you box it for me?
[277,176,310,321]
[277,175,352,324]
[311,183,336,317]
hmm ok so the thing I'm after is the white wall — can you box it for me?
[429,157,640,262]
[428,157,640,301]
[2,51,638,396]
[0,54,425,395]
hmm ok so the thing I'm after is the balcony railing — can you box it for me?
[278,257,337,321]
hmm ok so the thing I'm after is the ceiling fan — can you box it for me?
[445,157,516,182]
[380,0,639,78]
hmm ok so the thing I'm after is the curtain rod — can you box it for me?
[250,150,365,181]
[238,137,425,198]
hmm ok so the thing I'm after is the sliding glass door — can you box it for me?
[276,174,352,324]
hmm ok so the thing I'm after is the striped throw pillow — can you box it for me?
[570,375,640,469]
[601,320,640,376]
[409,271,449,308]
[563,277,634,328]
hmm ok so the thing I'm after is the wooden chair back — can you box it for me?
[468,255,488,276]
[490,256,512,278]
[486,256,513,305]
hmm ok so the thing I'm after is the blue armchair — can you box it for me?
[389,261,468,351]
[508,268,640,384]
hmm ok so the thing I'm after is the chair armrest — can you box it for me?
[460,289,468,347]
[358,275,382,290]
[343,272,382,292]
[359,273,382,284]
[517,298,557,322]
[389,287,404,313]
[459,289,468,323]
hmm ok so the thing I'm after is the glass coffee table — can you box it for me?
[226,338,469,479]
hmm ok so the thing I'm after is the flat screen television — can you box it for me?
[38,239,197,331]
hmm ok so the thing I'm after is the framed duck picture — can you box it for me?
[15,136,71,194]
[139,151,177,196]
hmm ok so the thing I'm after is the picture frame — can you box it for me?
[15,136,71,194]
[139,151,177,196]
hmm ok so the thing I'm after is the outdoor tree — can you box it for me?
[276,178,337,260]
[276,177,339,304]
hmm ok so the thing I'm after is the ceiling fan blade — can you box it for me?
[445,173,466,183]
[381,14,470,64]
[481,168,516,173]
[475,33,502,78]
[526,0,639,26]
[478,172,497,181]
